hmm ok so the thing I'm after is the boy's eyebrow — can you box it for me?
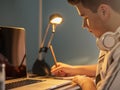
[80,14,84,16]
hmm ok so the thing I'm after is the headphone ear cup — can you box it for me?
[96,32,116,51]
[96,38,107,51]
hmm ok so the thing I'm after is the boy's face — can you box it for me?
[75,3,108,38]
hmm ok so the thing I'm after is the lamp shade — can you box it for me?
[49,13,63,24]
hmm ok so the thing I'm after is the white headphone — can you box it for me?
[96,27,120,51]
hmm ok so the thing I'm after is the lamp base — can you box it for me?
[32,59,51,76]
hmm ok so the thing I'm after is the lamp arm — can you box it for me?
[40,23,50,48]
[47,24,56,48]
[49,45,57,67]
[38,24,56,60]
[38,23,50,60]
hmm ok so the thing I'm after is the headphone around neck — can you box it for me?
[96,27,120,51]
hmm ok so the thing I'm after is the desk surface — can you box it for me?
[6,76,81,90]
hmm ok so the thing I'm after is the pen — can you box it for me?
[49,45,57,67]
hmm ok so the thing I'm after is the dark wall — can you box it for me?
[0,0,99,71]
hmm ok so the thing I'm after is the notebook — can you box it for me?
[0,26,80,90]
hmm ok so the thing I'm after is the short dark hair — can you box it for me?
[67,0,120,13]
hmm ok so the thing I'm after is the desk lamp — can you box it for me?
[32,13,63,76]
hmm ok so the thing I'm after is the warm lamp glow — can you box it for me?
[50,18,63,24]
[49,13,63,24]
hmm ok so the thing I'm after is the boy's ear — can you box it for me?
[97,4,110,21]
